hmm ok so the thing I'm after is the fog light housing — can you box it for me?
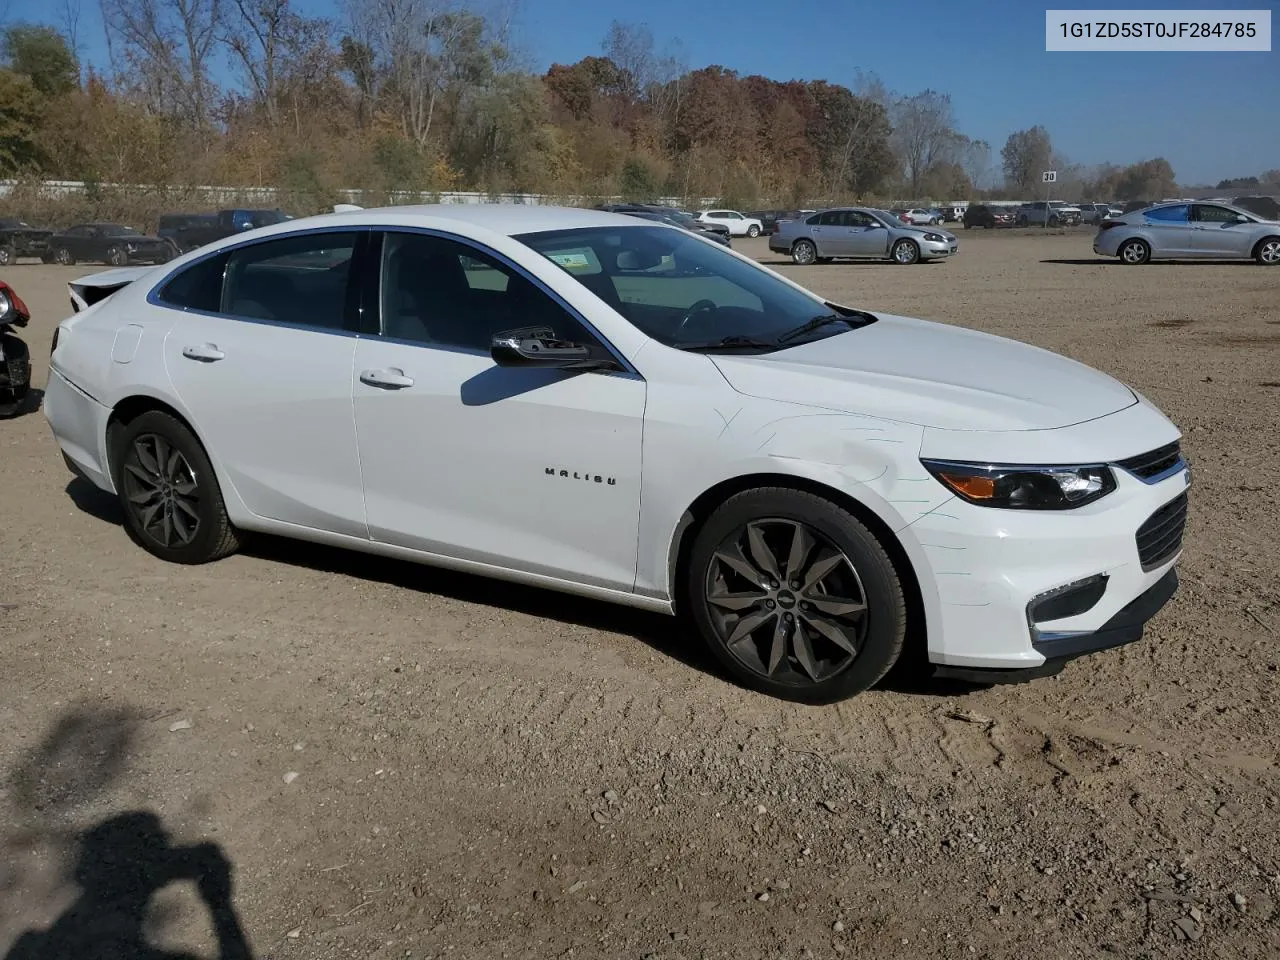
[1027,574,1109,629]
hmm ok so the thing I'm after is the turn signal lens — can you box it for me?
[938,473,996,500]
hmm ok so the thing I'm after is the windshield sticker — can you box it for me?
[547,250,596,271]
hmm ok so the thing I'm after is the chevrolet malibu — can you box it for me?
[45,205,1188,703]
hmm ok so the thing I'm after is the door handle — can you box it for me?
[360,368,414,389]
[182,343,225,362]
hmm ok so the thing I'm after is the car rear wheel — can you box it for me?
[686,487,907,704]
[1119,238,1151,265]
[0,245,13,266]
[746,224,760,238]
[791,240,817,265]
[891,239,920,265]
[53,247,75,266]
[1253,237,1280,265]
[112,410,244,564]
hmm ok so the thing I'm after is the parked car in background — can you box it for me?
[1077,203,1114,224]
[696,209,764,238]
[1017,201,1083,226]
[169,208,293,253]
[597,204,730,242]
[45,203,1186,702]
[618,209,731,246]
[158,213,216,247]
[43,223,174,266]
[940,205,967,222]
[770,207,958,264]
[1121,200,1154,214]
[0,218,53,265]
[746,209,815,235]
[962,205,1016,229]
[1093,200,1280,265]
[1231,195,1280,221]
[899,208,942,226]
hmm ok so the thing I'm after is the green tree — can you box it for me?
[0,69,46,172]
[1001,126,1053,193]
[618,155,660,201]
[2,24,79,97]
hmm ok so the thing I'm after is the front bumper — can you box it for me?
[919,238,958,260]
[909,449,1189,675]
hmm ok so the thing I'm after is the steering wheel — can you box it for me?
[675,299,719,338]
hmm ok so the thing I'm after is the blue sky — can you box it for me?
[6,0,1277,185]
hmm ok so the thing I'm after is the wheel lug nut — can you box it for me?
[765,600,775,609]
[784,613,793,622]
[800,601,810,610]
[770,580,779,589]
[790,580,801,589]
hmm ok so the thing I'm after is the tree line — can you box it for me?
[0,2,1271,218]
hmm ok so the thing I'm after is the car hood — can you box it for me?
[900,224,956,240]
[709,313,1138,432]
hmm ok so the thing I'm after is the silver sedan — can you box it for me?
[1093,201,1280,265]
[768,207,958,265]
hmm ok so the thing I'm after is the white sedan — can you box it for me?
[696,209,764,238]
[46,205,1189,703]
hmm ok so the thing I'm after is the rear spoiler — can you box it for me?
[68,266,156,313]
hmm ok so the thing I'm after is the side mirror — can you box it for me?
[490,327,613,370]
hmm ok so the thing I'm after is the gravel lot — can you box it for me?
[2,230,1278,959]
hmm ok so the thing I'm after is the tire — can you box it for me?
[791,239,817,265]
[1253,236,1280,265]
[0,245,13,266]
[1119,238,1150,265]
[110,410,244,564]
[746,224,761,238]
[1048,216,1060,227]
[106,246,127,266]
[53,247,75,266]
[686,487,907,704]
[891,238,920,265]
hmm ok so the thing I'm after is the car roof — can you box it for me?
[315,203,643,235]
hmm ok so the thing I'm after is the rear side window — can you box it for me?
[1144,205,1189,222]
[221,231,358,330]
[156,253,229,312]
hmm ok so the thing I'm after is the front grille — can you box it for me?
[1135,492,1188,571]
[1117,441,1182,481]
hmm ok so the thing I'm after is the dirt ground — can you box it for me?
[1,230,1278,960]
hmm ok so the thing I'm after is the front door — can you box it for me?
[160,229,369,538]
[1190,204,1255,258]
[353,230,646,591]
[845,210,892,257]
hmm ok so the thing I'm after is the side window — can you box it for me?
[847,211,875,228]
[817,211,842,226]
[156,253,229,312]
[727,212,743,220]
[805,213,822,226]
[379,232,598,353]
[221,231,356,329]
[1194,205,1241,223]
[1145,205,1189,223]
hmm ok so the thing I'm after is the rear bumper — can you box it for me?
[932,569,1178,684]
[44,366,115,491]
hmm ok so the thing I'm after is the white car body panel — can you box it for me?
[44,203,1187,678]
[697,210,764,237]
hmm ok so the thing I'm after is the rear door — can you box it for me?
[1190,204,1255,258]
[1140,204,1194,256]
[159,228,370,537]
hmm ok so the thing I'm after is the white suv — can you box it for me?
[697,209,764,238]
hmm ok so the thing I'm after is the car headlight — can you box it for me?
[923,232,945,242]
[920,459,1116,509]
[0,289,11,317]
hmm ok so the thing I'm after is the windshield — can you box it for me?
[871,209,905,224]
[515,225,857,351]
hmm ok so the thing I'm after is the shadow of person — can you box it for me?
[4,812,253,960]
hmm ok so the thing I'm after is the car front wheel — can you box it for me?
[1253,237,1280,265]
[111,410,244,564]
[53,247,75,266]
[687,487,907,704]
[891,239,920,264]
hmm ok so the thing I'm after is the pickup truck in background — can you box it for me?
[166,208,293,253]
